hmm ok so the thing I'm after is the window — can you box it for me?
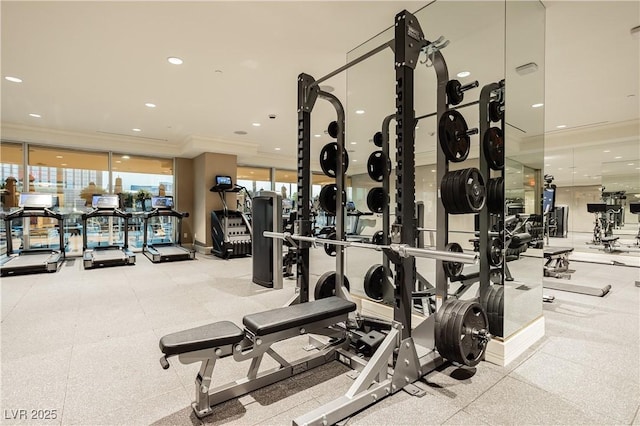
[111,153,173,211]
[0,142,24,210]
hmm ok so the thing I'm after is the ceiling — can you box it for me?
[1,1,639,188]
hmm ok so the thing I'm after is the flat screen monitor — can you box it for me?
[215,175,233,190]
[542,187,556,214]
[18,193,53,208]
[92,194,119,209]
[151,196,174,209]
[586,203,607,213]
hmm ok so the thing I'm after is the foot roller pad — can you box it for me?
[160,321,244,356]
[243,296,356,336]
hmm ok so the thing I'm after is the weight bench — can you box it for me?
[543,247,574,279]
[159,296,356,418]
[600,236,620,253]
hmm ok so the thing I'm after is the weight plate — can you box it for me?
[446,80,464,106]
[367,151,390,182]
[319,142,349,178]
[441,170,462,214]
[363,264,389,301]
[434,299,459,362]
[319,184,338,215]
[314,271,350,300]
[483,285,504,337]
[443,242,464,278]
[460,168,486,213]
[487,238,503,267]
[489,101,503,123]
[366,187,387,214]
[327,121,339,139]
[454,301,488,366]
[483,127,504,170]
[371,230,385,245]
[487,177,504,214]
[324,232,337,257]
[373,131,383,148]
[439,110,471,163]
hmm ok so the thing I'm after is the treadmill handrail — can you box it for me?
[144,208,189,219]
[82,207,130,220]
[2,207,64,221]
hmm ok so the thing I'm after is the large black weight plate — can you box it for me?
[367,151,390,182]
[462,168,486,213]
[363,264,389,301]
[439,110,471,163]
[327,121,339,138]
[487,238,503,267]
[441,169,463,215]
[324,232,337,257]
[489,101,503,123]
[436,299,489,367]
[315,271,350,300]
[443,242,464,278]
[441,168,486,214]
[371,230,385,245]
[319,184,338,215]
[483,127,504,170]
[482,285,504,337]
[319,142,349,178]
[373,131,383,148]
[487,177,504,214]
[446,80,464,106]
[367,187,387,213]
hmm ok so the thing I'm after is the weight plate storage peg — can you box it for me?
[315,271,350,300]
[324,232,337,257]
[327,121,339,139]
[367,151,391,182]
[443,242,464,278]
[366,187,387,213]
[440,168,486,214]
[435,299,490,367]
[319,184,340,215]
[363,264,390,301]
[319,142,349,178]
[438,110,473,163]
[483,127,504,170]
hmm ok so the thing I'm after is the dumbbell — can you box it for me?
[446,80,479,106]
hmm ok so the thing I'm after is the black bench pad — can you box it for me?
[160,321,244,356]
[544,247,574,257]
[601,236,619,242]
[243,296,356,336]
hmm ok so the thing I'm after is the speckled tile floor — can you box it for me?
[1,250,638,425]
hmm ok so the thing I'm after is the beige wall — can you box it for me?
[192,152,237,247]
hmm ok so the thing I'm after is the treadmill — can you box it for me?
[143,196,195,263]
[82,194,135,269]
[0,193,65,277]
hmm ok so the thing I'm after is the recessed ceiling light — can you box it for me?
[355,110,365,115]
[545,164,551,167]
[431,169,436,173]
[531,103,544,108]
[5,76,22,83]
[56,155,63,159]
[274,147,281,151]
[636,167,640,170]
[456,71,471,78]
[167,57,183,65]
[116,160,122,163]
[61,163,67,166]
[234,130,247,135]
[415,126,420,130]
[214,69,223,74]
[615,156,622,159]
[145,103,156,108]
[252,122,261,127]
[353,159,358,162]
[29,113,41,118]
[558,167,563,170]
[121,155,130,159]
[350,142,357,145]
[572,171,577,174]
[556,125,567,129]
[603,150,611,153]
[132,128,141,132]
[314,134,321,138]
[628,163,634,166]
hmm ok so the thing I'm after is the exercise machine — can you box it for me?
[251,191,283,289]
[631,202,640,245]
[210,175,252,259]
[82,194,135,269]
[542,246,611,297]
[143,196,195,263]
[0,193,65,277]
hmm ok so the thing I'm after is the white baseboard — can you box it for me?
[193,244,212,255]
[485,316,545,367]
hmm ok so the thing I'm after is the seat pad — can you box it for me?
[601,236,619,242]
[160,321,244,356]
[243,296,356,336]
[543,247,574,256]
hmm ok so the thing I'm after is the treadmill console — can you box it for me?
[151,196,174,209]
[92,195,119,209]
[18,193,54,208]
[212,175,233,191]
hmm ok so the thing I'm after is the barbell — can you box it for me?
[263,231,478,264]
